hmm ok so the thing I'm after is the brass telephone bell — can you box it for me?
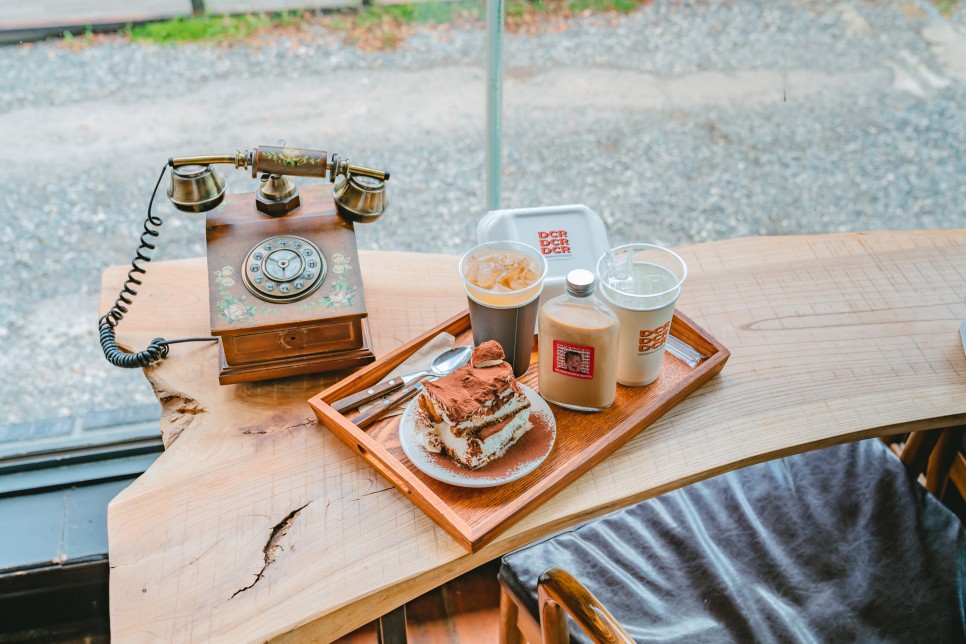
[167,165,227,213]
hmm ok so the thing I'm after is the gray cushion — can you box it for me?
[500,439,966,643]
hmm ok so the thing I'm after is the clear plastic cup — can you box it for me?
[459,241,547,376]
[596,244,687,386]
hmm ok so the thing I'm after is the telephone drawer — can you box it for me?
[225,319,364,364]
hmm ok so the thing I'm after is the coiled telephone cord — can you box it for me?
[99,165,217,368]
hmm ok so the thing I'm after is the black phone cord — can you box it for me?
[99,164,217,368]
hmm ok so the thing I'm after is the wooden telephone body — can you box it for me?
[205,184,375,384]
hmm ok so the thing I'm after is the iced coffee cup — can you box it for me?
[596,244,687,387]
[460,241,547,377]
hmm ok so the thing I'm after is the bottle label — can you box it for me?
[552,340,595,379]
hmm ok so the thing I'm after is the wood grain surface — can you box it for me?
[309,311,728,552]
[102,233,966,643]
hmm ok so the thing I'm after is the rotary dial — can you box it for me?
[242,235,327,303]
[264,249,303,282]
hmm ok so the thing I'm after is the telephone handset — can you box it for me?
[100,144,390,384]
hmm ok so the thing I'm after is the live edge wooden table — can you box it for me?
[100,231,966,642]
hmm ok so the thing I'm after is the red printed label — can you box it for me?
[552,340,595,379]
[537,229,571,258]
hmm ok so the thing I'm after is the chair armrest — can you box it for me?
[537,567,634,644]
[926,427,966,497]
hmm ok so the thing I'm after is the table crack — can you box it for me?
[229,501,311,600]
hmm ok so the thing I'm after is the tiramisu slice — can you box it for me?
[416,341,532,469]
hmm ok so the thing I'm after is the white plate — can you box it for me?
[399,384,556,488]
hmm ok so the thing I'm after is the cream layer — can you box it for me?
[423,388,531,437]
[437,408,531,469]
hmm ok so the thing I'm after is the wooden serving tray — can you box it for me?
[308,310,729,552]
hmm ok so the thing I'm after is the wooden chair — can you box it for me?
[499,436,966,643]
[881,426,966,500]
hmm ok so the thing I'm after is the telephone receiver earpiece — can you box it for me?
[167,164,226,213]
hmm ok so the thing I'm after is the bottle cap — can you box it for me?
[566,269,596,297]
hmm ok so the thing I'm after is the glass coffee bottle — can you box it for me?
[538,269,619,411]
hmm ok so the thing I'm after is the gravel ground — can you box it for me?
[1,0,965,428]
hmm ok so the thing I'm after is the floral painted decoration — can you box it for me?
[321,274,357,308]
[215,266,255,324]
[262,148,320,168]
[219,295,257,324]
[214,266,235,288]
[330,253,351,274]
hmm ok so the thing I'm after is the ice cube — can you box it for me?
[466,251,539,291]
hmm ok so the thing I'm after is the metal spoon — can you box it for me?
[352,345,474,429]
[331,345,473,414]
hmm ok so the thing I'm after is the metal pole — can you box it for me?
[485,0,504,212]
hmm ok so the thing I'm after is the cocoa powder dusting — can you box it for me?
[472,340,505,367]
[423,362,520,423]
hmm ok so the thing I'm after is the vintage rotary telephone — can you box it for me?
[100,144,389,384]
